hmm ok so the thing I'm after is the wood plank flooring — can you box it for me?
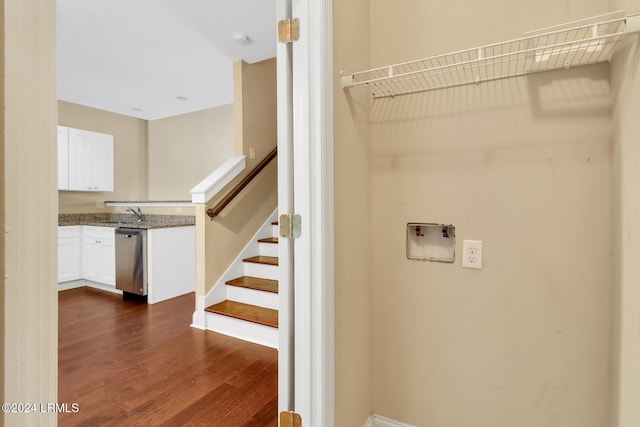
[58,287,277,427]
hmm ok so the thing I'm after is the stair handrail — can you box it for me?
[206,147,277,219]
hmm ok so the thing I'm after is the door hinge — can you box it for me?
[280,411,302,427]
[279,214,301,239]
[278,18,300,43]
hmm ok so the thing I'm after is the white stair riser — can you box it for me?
[244,262,278,281]
[205,312,278,349]
[272,225,279,237]
[227,286,278,310]
[259,242,278,257]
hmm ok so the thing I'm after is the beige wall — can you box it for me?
[0,0,5,410]
[369,0,609,69]
[333,1,373,426]
[364,1,613,426]
[148,104,233,200]
[58,101,148,213]
[611,2,640,427]
[1,0,57,425]
[233,59,278,161]
[58,101,233,211]
[200,59,277,296]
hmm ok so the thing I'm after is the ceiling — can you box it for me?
[57,0,277,121]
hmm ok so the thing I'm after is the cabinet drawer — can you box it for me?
[58,226,80,238]
[83,226,115,240]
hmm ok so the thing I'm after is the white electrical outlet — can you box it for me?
[462,240,483,269]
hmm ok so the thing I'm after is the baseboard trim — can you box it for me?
[85,281,122,295]
[191,296,207,330]
[57,280,122,295]
[364,414,417,427]
[57,280,85,291]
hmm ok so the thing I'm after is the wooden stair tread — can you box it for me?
[258,237,279,244]
[243,255,278,266]
[206,301,278,328]
[226,276,278,293]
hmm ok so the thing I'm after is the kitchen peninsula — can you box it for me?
[57,212,195,304]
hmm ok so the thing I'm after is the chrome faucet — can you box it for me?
[126,206,143,223]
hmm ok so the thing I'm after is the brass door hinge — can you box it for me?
[278,18,300,43]
[279,214,301,239]
[280,411,302,427]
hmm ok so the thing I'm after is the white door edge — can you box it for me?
[277,0,295,417]
[277,0,335,425]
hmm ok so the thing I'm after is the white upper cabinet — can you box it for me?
[58,125,114,192]
[58,126,70,190]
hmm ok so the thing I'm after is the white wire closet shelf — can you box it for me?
[341,11,640,99]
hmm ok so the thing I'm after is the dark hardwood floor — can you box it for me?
[58,287,278,427]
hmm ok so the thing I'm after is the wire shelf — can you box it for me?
[341,12,640,99]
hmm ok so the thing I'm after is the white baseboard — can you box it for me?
[85,281,122,295]
[191,296,207,329]
[191,313,207,330]
[364,414,417,427]
[58,280,122,295]
[57,280,85,291]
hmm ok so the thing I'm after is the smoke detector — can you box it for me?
[232,32,252,45]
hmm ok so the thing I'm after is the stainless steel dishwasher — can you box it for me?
[115,228,147,296]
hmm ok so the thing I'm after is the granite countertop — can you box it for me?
[59,213,195,229]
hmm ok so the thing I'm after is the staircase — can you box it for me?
[204,221,279,348]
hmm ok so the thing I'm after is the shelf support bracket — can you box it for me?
[626,14,640,34]
[341,73,354,88]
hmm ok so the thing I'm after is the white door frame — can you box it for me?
[277,0,334,425]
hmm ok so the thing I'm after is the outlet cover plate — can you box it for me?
[462,240,483,269]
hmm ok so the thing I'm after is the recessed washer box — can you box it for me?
[406,223,455,262]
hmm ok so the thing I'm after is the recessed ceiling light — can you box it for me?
[232,32,252,45]
[132,107,143,112]
[176,96,187,101]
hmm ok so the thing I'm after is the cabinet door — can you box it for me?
[91,132,114,192]
[83,238,102,282]
[68,128,93,191]
[58,237,80,282]
[82,228,115,286]
[57,126,69,190]
[100,239,116,285]
[68,128,114,192]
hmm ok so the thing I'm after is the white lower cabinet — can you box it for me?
[58,225,194,300]
[58,226,81,283]
[81,227,115,286]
